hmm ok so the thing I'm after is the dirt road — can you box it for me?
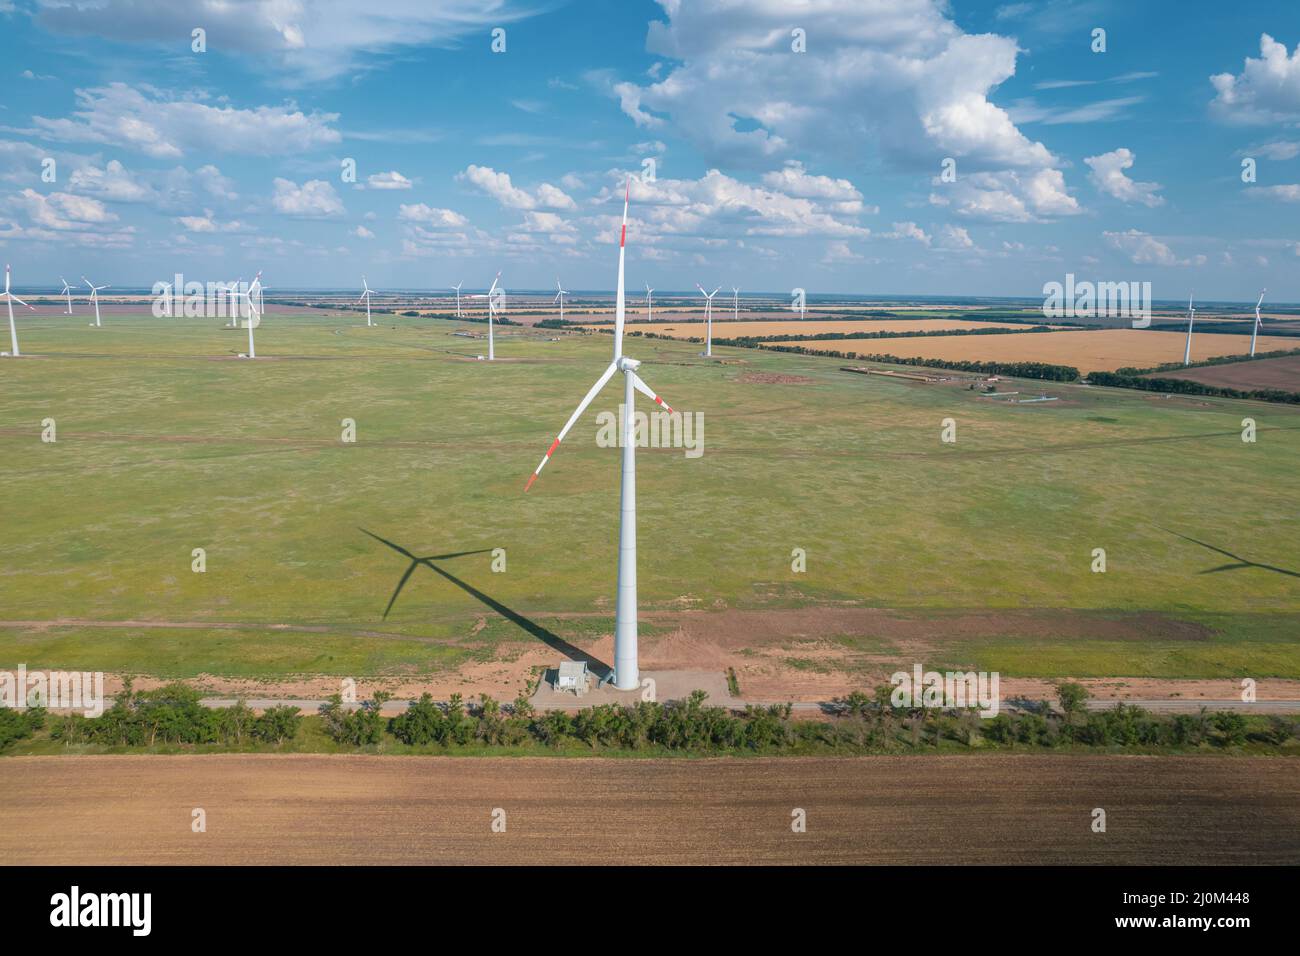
[2,755,1296,865]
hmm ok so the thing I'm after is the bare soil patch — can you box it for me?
[3,755,1295,864]
[1142,353,1300,392]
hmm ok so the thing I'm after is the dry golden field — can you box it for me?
[587,318,1036,338]
[763,328,1298,372]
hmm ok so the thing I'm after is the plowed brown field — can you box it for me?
[3,755,1296,865]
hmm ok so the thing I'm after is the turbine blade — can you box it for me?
[613,178,629,360]
[631,372,673,413]
[11,295,33,309]
[525,360,619,491]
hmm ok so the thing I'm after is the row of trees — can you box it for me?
[15,681,1295,755]
[48,681,301,748]
[1088,370,1300,404]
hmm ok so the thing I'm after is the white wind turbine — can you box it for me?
[732,285,740,321]
[453,281,463,318]
[554,277,569,322]
[359,276,375,327]
[525,180,677,691]
[696,283,720,357]
[486,271,502,360]
[82,275,109,327]
[235,271,263,359]
[224,278,242,327]
[644,283,653,322]
[3,264,35,357]
[59,277,73,314]
[1250,290,1266,357]
[1182,292,1196,366]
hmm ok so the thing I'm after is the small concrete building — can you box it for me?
[553,661,589,696]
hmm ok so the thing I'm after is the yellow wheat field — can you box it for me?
[584,318,1036,338]
[761,328,1298,373]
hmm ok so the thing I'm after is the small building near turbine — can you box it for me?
[553,661,590,696]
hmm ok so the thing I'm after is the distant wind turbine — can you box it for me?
[644,283,653,322]
[359,276,376,327]
[1251,290,1266,357]
[59,277,73,315]
[554,277,568,322]
[235,271,263,359]
[486,271,502,360]
[732,285,739,322]
[696,283,720,357]
[1183,292,1196,366]
[453,281,463,318]
[82,275,109,327]
[3,264,36,357]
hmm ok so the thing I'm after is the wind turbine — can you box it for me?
[359,276,375,327]
[1182,292,1196,366]
[3,264,35,357]
[554,277,568,322]
[235,271,263,359]
[486,271,501,360]
[1251,290,1266,357]
[696,283,719,357]
[82,275,109,327]
[59,277,73,315]
[453,281,463,318]
[644,283,653,322]
[524,180,677,691]
[732,285,739,321]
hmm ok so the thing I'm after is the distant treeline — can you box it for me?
[752,343,1082,381]
[713,325,1056,347]
[9,681,1299,756]
[1084,347,1300,404]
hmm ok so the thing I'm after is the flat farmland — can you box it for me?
[1142,353,1300,392]
[768,327,1298,372]
[588,318,1038,338]
[2,754,1297,865]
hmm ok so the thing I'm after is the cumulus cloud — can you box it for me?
[175,208,252,233]
[271,178,345,218]
[456,164,576,210]
[884,221,931,245]
[27,83,340,158]
[1211,34,1300,125]
[1103,229,1191,267]
[366,170,413,190]
[3,187,134,246]
[931,168,1079,222]
[353,225,375,239]
[1084,148,1164,207]
[1248,184,1300,202]
[397,204,468,227]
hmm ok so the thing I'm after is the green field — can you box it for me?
[1,309,1297,681]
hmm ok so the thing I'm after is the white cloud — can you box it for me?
[1084,148,1164,207]
[936,224,975,249]
[366,171,412,190]
[353,225,375,239]
[3,188,134,246]
[1211,35,1300,125]
[68,159,151,203]
[1248,184,1300,202]
[822,240,863,262]
[456,164,576,210]
[28,83,340,158]
[932,168,1079,222]
[271,178,345,218]
[1102,229,1190,267]
[1245,140,1300,160]
[885,221,931,245]
[174,208,252,233]
[397,203,468,227]
[36,0,549,84]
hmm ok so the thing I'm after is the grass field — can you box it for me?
[768,327,1299,372]
[585,318,1039,337]
[1,310,1298,688]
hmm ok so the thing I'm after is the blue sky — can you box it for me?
[1,0,1299,300]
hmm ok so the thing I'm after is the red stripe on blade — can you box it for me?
[547,438,560,456]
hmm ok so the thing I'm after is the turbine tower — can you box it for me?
[82,275,109,327]
[525,180,677,691]
[696,283,720,357]
[453,281,463,318]
[486,271,502,361]
[1182,292,1196,366]
[645,283,653,322]
[235,271,263,359]
[732,285,739,322]
[3,264,35,357]
[554,278,568,322]
[359,276,374,327]
[59,277,73,315]
[1251,290,1266,357]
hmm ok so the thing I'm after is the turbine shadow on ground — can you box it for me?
[360,529,611,677]
[1159,527,1300,579]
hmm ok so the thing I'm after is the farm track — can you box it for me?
[2,754,1296,865]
